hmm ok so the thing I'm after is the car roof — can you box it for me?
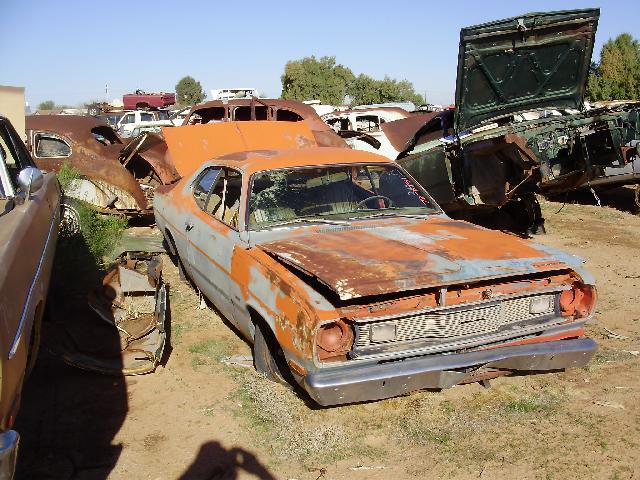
[205,147,393,176]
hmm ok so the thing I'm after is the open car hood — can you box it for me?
[455,8,599,132]
[257,217,572,300]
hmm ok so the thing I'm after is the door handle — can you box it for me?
[185,222,194,232]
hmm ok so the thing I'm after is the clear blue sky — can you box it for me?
[1,0,638,108]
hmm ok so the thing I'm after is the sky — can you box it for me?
[1,0,639,108]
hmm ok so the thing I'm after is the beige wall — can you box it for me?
[0,86,26,141]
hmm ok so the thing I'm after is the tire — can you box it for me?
[60,197,82,235]
[253,320,291,385]
[164,231,187,281]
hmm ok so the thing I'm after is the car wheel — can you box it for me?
[164,231,188,281]
[253,321,290,385]
[60,198,82,235]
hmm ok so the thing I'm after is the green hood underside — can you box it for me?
[455,8,599,132]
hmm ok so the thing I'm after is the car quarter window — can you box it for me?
[193,167,242,229]
[0,129,20,195]
[0,125,33,193]
[34,132,71,158]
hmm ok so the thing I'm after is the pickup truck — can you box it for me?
[0,115,60,478]
[122,90,176,111]
[116,110,174,138]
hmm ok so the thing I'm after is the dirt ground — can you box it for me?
[15,186,640,480]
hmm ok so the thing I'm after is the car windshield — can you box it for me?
[248,164,438,229]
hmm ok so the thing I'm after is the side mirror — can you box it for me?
[17,167,44,197]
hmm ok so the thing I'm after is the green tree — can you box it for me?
[175,76,206,106]
[281,56,354,105]
[38,100,55,110]
[348,75,423,106]
[587,33,640,101]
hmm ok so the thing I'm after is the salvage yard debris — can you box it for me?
[60,253,167,376]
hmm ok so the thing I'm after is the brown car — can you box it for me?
[25,115,179,230]
[0,115,60,478]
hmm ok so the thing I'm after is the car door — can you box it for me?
[185,166,245,326]
[0,118,59,429]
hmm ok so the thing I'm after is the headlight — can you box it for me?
[529,296,554,315]
[560,283,596,319]
[316,320,354,361]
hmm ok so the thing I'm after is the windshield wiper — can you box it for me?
[266,217,349,228]
[349,211,433,220]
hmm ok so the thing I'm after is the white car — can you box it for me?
[116,111,173,138]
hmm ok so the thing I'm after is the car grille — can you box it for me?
[354,294,556,349]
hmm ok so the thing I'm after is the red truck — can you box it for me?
[123,90,176,110]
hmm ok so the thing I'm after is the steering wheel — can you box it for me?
[356,195,394,209]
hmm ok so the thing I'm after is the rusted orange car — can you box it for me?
[154,122,597,406]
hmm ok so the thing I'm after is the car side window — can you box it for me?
[0,130,19,195]
[193,167,242,229]
[193,168,222,211]
[140,112,153,122]
[34,132,71,158]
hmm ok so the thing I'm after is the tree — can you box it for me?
[349,75,423,106]
[280,56,423,106]
[38,100,55,110]
[281,56,354,105]
[175,76,206,106]
[587,33,640,101]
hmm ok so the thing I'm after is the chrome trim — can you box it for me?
[350,285,568,324]
[350,315,570,362]
[8,203,58,359]
[303,338,598,406]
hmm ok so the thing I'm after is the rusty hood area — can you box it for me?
[257,216,573,301]
[162,121,319,177]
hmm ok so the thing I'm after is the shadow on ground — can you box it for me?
[14,233,127,480]
[178,441,276,480]
[546,185,639,214]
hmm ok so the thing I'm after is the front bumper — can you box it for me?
[0,430,19,480]
[304,338,597,406]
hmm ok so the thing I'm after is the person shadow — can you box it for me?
[178,441,277,480]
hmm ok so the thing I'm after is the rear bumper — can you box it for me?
[303,338,597,406]
[0,430,19,480]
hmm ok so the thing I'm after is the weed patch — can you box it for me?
[189,338,235,365]
[231,371,353,465]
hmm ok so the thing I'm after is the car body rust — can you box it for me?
[154,122,598,405]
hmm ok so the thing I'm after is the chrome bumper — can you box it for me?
[304,338,597,406]
[0,430,19,480]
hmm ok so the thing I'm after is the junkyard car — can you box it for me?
[154,122,597,406]
[0,115,60,477]
[183,98,347,148]
[25,115,179,230]
[397,9,640,233]
[323,107,413,158]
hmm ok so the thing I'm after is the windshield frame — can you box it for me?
[245,162,443,231]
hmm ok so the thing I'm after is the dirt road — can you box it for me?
[15,189,640,480]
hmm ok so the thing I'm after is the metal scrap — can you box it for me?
[61,253,167,375]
